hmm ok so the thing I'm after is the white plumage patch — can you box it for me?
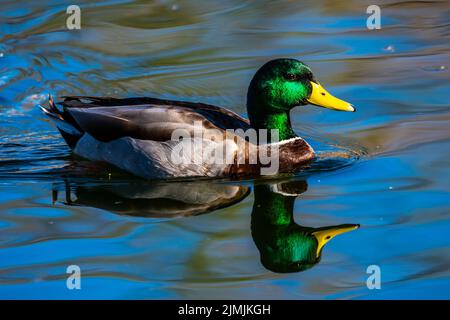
[74,134,238,179]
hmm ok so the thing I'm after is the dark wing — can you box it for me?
[59,96,251,142]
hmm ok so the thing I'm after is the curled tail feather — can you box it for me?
[39,94,83,149]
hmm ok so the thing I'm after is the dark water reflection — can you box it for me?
[0,0,449,298]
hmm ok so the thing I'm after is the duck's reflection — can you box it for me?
[54,181,250,218]
[53,178,358,273]
[251,181,359,273]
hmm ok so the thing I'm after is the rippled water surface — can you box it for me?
[1,0,449,299]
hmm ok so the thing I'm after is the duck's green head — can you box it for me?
[247,59,354,139]
[258,224,359,273]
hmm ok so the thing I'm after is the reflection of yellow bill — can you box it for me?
[312,224,360,257]
[307,82,355,112]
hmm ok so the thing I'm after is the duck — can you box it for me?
[40,58,355,179]
[251,180,359,273]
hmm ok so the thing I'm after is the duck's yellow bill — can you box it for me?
[312,224,359,257]
[307,81,355,112]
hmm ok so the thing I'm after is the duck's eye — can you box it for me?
[284,73,297,81]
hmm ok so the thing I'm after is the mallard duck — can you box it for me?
[41,58,355,179]
[251,181,359,273]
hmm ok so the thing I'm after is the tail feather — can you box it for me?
[40,95,83,149]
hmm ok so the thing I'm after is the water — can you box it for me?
[0,0,449,299]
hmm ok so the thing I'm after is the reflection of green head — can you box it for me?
[251,181,359,273]
[257,224,319,273]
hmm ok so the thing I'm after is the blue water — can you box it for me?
[0,0,449,299]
